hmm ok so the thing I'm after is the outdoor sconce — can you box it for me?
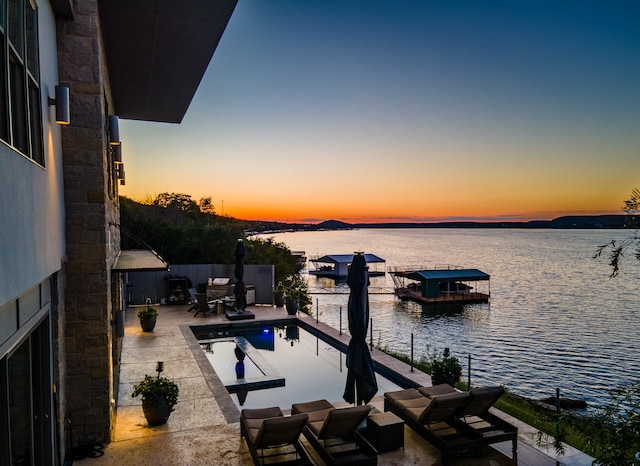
[112,143,122,163]
[113,310,124,337]
[48,85,70,125]
[116,163,125,185]
[108,115,120,145]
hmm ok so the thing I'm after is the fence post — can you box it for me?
[467,354,471,390]
[556,387,561,443]
[339,306,342,335]
[370,318,373,350]
[316,298,318,324]
[410,333,414,372]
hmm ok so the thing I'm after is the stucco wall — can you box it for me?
[0,1,65,307]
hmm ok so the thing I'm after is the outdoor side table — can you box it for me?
[366,411,404,453]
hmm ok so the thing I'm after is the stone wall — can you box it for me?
[56,0,120,444]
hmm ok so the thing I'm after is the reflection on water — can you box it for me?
[201,325,401,410]
[267,228,640,411]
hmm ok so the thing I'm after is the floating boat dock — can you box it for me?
[390,265,490,305]
[309,253,386,279]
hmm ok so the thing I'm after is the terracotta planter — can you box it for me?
[142,396,171,426]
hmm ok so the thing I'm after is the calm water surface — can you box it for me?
[262,229,639,411]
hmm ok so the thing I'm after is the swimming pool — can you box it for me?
[195,323,402,410]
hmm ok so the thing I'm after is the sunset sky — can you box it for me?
[119,0,640,224]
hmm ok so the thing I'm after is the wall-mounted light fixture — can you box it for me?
[112,143,122,163]
[116,163,125,185]
[48,85,70,125]
[108,115,120,145]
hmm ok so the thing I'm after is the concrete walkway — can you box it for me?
[74,304,593,465]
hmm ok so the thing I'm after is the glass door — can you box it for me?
[0,316,54,465]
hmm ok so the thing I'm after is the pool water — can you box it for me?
[200,324,401,410]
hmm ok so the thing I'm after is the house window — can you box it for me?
[1,0,43,165]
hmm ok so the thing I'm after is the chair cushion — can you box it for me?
[241,406,283,434]
[252,413,309,448]
[460,386,504,418]
[417,392,470,424]
[384,388,423,403]
[419,384,457,398]
[316,405,371,439]
[291,399,334,424]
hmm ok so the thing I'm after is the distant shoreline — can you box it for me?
[248,214,627,234]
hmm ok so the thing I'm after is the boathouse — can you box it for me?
[391,267,490,304]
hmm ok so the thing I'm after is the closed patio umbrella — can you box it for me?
[234,239,247,311]
[343,253,378,405]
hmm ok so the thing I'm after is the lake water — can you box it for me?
[261,228,639,411]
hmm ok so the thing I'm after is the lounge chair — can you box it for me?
[240,406,311,465]
[291,399,376,465]
[453,386,518,462]
[384,388,482,464]
[418,384,518,462]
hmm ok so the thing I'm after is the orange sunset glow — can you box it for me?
[119,1,639,224]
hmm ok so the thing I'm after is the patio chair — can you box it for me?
[419,385,518,458]
[187,288,198,311]
[452,386,518,462]
[192,293,215,317]
[383,388,481,465]
[291,399,376,465]
[240,406,311,465]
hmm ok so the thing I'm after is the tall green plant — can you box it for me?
[587,381,640,465]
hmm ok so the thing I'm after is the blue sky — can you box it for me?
[121,0,640,223]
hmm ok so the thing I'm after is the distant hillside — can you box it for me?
[302,215,626,231]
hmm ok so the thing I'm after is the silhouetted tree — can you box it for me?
[120,195,298,283]
[594,187,640,276]
[198,196,216,215]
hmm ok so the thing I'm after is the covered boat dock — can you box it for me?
[309,253,386,279]
[390,266,490,305]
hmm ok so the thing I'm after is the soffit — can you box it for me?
[51,0,74,18]
[98,0,238,123]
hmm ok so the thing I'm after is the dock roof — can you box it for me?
[400,268,489,282]
[311,254,385,265]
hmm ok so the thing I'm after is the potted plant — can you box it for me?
[429,349,463,387]
[138,301,158,332]
[131,374,179,426]
[274,281,285,307]
[283,274,309,315]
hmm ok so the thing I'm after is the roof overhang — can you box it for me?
[51,0,74,18]
[98,0,238,123]
[112,249,169,272]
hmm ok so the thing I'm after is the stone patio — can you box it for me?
[73,304,593,465]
